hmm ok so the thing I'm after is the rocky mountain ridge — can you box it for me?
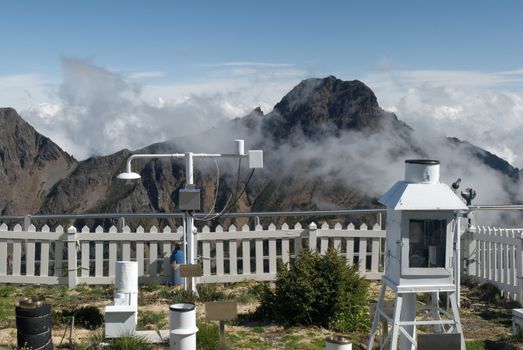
[0,108,77,215]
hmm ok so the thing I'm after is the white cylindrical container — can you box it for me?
[405,159,440,184]
[115,261,138,307]
[325,336,352,350]
[170,303,198,350]
[235,139,245,156]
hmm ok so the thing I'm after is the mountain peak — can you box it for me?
[274,76,378,115]
[263,76,391,140]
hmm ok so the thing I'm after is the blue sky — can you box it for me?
[2,1,522,78]
[1,1,523,167]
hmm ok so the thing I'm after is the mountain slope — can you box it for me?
[0,108,77,215]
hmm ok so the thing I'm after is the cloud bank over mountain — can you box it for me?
[6,59,523,171]
[365,68,523,167]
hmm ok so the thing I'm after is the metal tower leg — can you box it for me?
[431,292,443,332]
[449,291,466,349]
[368,282,386,349]
[400,294,417,350]
[390,293,403,350]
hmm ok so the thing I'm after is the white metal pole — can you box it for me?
[456,215,461,308]
[185,152,196,293]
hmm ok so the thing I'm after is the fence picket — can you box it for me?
[358,224,368,273]
[81,226,90,278]
[40,225,50,276]
[25,225,36,276]
[202,226,211,276]
[309,222,317,252]
[481,228,487,279]
[136,226,145,276]
[162,226,172,279]
[503,231,509,285]
[122,226,132,262]
[294,222,302,257]
[255,238,263,275]
[0,224,7,276]
[67,226,78,288]
[52,226,64,277]
[94,226,104,277]
[371,238,380,273]
[216,240,224,276]
[281,239,290,264]
[516,233,523,302]
[269,238,277,274]
[486,228,492,280]
[147,226,158,277]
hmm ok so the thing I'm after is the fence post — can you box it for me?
[462,225,477,278]
[308,222,317,252]
[516,234,523,303]
[23,215,31,231]
[67,226,78,289]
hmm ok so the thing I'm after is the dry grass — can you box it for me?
[0,281,521,349]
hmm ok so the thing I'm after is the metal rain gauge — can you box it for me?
[368,160,468,350]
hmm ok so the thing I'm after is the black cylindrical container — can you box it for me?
[16,297,53,350]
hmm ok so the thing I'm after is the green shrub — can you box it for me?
[196,321,220,350]
[62,306,103,330]
[76,306,104,330]
[477,283,501,304]
[255,248,370,332]
[197,284,227,302]
[137,310,167,330]
[0,285,16,298]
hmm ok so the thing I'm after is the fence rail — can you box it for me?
[0,221,385,287]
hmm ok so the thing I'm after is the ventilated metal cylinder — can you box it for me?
[170,303,198,350]
[405,159,440,184]
[325,336,352,350]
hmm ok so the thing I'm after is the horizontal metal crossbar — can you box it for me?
[0,208,386,221]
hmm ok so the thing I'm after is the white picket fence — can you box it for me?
[462,226,523,302]
[0,221,385,288]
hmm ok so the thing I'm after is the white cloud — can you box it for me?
[127,71,165,80]
[196,61,294,68]
[0,74,56,111]
[363,69,523,168]
[16,58,306,159]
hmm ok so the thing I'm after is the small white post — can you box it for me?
[67,226,78,289]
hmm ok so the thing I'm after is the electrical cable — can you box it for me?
[191,168,255,222]
[196,159,220,221]
[58,316,71,346]
[225,168,255,212]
